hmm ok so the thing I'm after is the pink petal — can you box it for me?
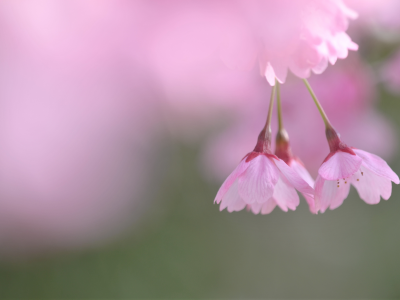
[312,56,328,74]
[337,0,358,19]
[219,179,239,210]
[227,198,247,212]
[290,159,314,187]
[351,166,393,204]
[272,175,299,211]
[263,62,276,86]
[288,41,320,78]
[214,159,249,204]
[270,58,289,84]
[238,155,280,204]
[274,158,314,195]
[249,202,263,214]
[289,160,316,213]
[261,198,277,214]
[328,54,337,65]
[315,175,351,213]
[340,32,359,52]
[318,151,362,180]
[303,193,317,214]
[334,34,350,59]
[219,180,247,212]
[353,149,400,184]
[348,40,359,51]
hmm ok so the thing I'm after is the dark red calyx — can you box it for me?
[322,126,356,163]
[244,151,278,163]
[244,125,278,163]
[325,126,341,152]
[253,127,273,154]
[275,129,293,165]
[325,126,354,153]
[322,146,355,163]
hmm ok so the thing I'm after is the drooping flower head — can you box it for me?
[220,0,359,85]
[315,127,399,212]
[214,84,314,214]
[302,80,400,213]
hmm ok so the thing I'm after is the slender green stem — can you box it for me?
[264,83,276,140]
[276,80,283,130]
[253,82,277,153]
[303,79,332,129]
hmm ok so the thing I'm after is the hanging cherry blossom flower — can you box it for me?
[215,140,315,214]
[302,80,399,213]
[215,86,314,214]
[247,129,318,214]
[315,128,399,212]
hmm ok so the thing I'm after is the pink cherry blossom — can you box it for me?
[215,128,314,214]
[220,0,359,85]
[315,130,399,213]
[215,152,314,214]
[135,0,359,95]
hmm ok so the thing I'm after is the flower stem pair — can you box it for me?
[263,77,339,154]
[261,79,290,154]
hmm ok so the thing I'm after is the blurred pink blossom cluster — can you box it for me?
[220,0,359,85]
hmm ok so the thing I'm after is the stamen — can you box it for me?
[361,172,363,176]
[345,181,347,184]
[337,185,339,188]
[357,179,359,181]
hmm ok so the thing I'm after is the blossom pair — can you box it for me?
[214,81,399,214]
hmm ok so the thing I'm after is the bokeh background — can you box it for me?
[1,0,400,298]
